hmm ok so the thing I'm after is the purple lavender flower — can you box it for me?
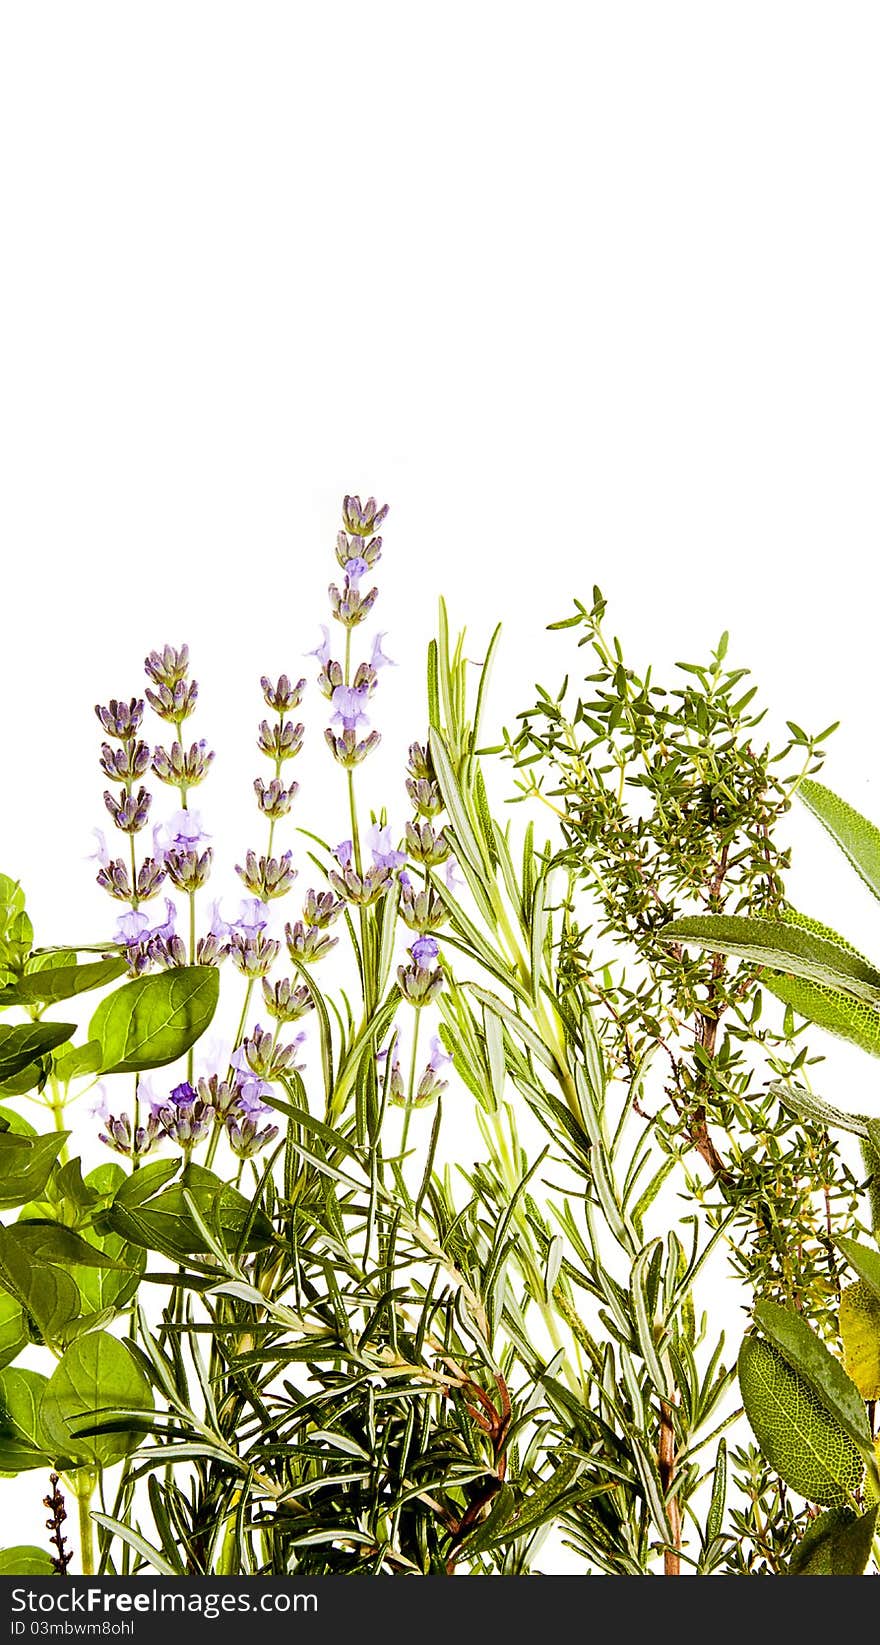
[398,936,444,1007]
[330,684,371,733]
[328,580,378,628]
[405,818,450,867]
[368,823,406,871]
[114,909,151,945]
[100,740,151,782]
[344,556,369,585]
[307,626,333,668]
[410,935,440,968]
[233,1023,306,1080]
[329,860,395,908]
[302,889,343,927]
[370,633,395,670]
[333,840,355,870]
[154,809,211,860]
[228,926,280,978]
[415,1034,453,1105]
[114,897,177,971]
[165,846,213,892]
[234,1075,274,1116]
[196,1073,240,1120]
[154,1080,214,1148]
[377,1030,405,1105]
[146,678,199,723]
[444,856,463,892]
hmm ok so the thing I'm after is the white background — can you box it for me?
[2,0,880,1565]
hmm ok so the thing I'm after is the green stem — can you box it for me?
[76,1477,96,1575]
[400,1010,422,1160]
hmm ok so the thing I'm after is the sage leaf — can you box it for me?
[799,778,880,904]
[753,1300,871,1450]
[89,966,219,1074]
[738,1335,865,1505]
[787,1504,878,1576]
[839,1282,880,1401]
[662,915,880,1006]
[837,1236,880,1309]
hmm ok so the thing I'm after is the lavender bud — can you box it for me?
[405,818,450,866]
[235,849,297,901]
[397,962,445,1008]
[336,529,383,570]
[146,679,199,723]
[104,786,152,834]
[95,699,144,739]
[324,728,381,768]
[328,580,378,628]
[152,740,214,787]
[301,890,341,928]
[352,662,378,698]
[240,1024,303,1079]
[254,777,298,819]
[99,1111,160,1158]
[406,742,434,782]
[96,858,132,901]
[229,928,281,978]
[398,879,445,933]
[195,932,225,966]
[317,659,344,700]
[155,1081,213,1147]
[137,857,167,900]
[415,1064,448,1105]
[261,674,306,712]
[379,1051,405,1105]
[226,1112,279,1159]
[328,862,394,908]
[196,1074,239,1119]
[262,976,314,1022]
[165,846,213,892]
[285,921,337,964]
[145,645,190,687]
[341,495,389,537]
[406,776,444,817]
[257,720,305,762]
[150,933,189,968]
[100,740,151,782]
